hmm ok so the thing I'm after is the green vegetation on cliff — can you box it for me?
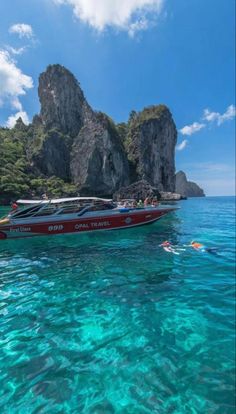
[0,64,179,202]
[123,105,169,164]
[0,104,173,203]
[0,127,30,202]
[0,122,77,204]
[132,105,168,125]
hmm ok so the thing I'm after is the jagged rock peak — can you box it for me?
[130,104,172,123]
[176,170,205,197]
[32,114,43,127]
[38,64,93,137]
[14,117,27,131]
[126,104,177,192]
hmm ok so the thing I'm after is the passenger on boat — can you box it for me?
[137,200,143,208]
[144,197,151,207]
[10,201,19,212]
[152,197,159,207]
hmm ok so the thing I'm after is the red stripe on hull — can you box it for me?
[0,209,173,240]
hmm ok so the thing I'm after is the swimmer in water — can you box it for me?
[190,241,218,255]
[160,241,180,255]
[190,241,206,251]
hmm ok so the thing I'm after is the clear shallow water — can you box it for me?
[0,197,235,414]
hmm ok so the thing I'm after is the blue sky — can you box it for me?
[0,0,235,195]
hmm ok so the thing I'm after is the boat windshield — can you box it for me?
[10,199,116,219]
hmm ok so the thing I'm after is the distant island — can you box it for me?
[176,171,205,198]
[0,64,205,204]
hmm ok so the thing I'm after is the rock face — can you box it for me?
[37,65,129,195]
[0,64,181,200]
[113,180,161,201]
[70,113,129,195]
[32,130,71,180]
[175,171,205,197]
[36,67,178,196]
[125,106,177,192]
[38,64,92,137]
[160,191,184,201]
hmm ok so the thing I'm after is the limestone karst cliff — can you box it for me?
[124,106,177,192]
[0,64,183,201]
[70,112,129,195]
[38,64,93,137]
[175,171,205,197]
[36,65,129,195]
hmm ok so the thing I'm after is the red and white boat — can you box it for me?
[0,197,177,240]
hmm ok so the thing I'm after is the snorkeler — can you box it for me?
[190,241,206,251]
[190,241,218,255]
[160,241,180,255]
[159,240,219,256]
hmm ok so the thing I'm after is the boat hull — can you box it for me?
[0,208,175,240]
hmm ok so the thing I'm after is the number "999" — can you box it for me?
[48,225,64,232]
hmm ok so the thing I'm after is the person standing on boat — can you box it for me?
[144,197,151,207]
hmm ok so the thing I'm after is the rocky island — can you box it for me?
[176,171,205,198]
[0,64,204,203]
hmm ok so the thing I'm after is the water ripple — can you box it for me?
[0,197,235,413]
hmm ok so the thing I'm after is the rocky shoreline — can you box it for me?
[113,180,187,202]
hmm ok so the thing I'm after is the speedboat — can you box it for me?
[0,197,178,240]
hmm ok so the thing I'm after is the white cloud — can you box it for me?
[11,97,23,111]
[202,108,219,123]
[0,50,33,104]
[179,104,236,138]
[6,111,30,128]
[176,139,188,151]
[0,50,33,127]
[6,45,27,56]
[53,0,164,35]
[9,23,34,39]
[128,17,149,37]
[179,122,205,136]
[203,105,236,125]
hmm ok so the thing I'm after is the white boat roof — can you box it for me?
[17,197,112,205]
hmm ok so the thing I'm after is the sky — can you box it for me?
[0,0,235,196]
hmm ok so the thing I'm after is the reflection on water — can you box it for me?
[0,197,235,413]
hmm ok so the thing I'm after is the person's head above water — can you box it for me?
[162,241,170,246]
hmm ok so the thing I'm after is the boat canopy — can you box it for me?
[16,197,113,205]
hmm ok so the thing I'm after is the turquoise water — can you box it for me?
[0,197,235,414]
